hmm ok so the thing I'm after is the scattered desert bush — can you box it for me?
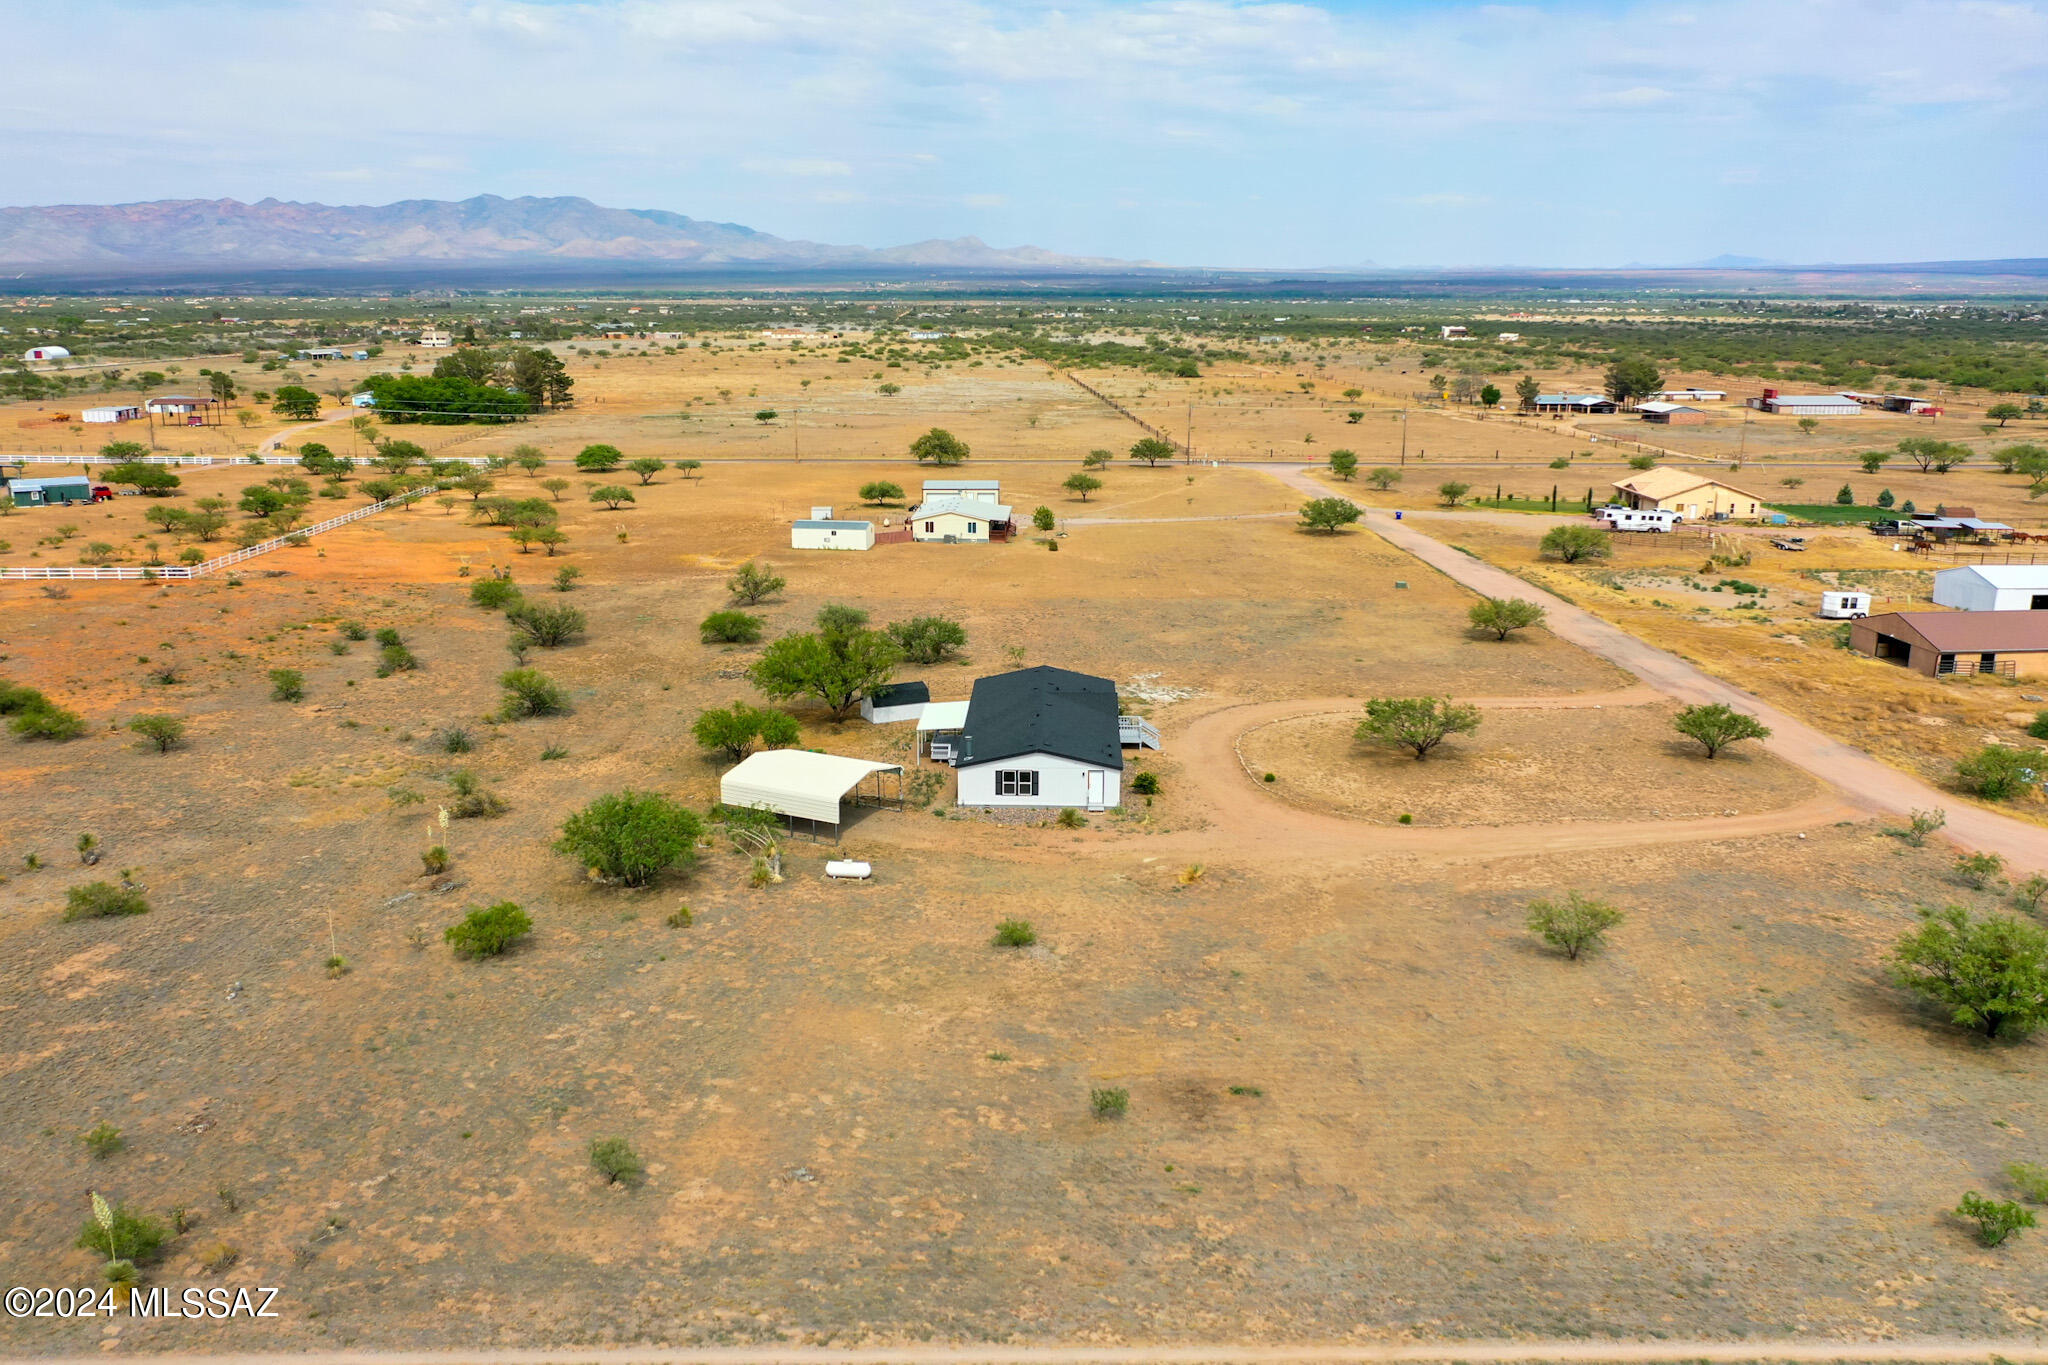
[1091,1087,1129,1119]
[1540,525,1613,563]
[268,668,305,702]
[2008,1161,2048,1204]
[508,601,586,648]
[444,900,532,958]
[1887,905,2048,1038]
[692,702,800,762]
[376,643,419,676]
[421,845,450,875]
[700,610,763,644]
[1298,496,1362,533]
[589,1137,644,1186]
[1355,696,1480,761]
[1956,1192,2035,1247]
[1468,597,1546,640]
[1956,851,2006,890]
[1130,771,1161,796]
[446,769,508,819]
[440,726,475,754]
[1056,808,1087,828]
[993,918,1037,947]
[727,561,786,606]
[1899,807,1948,846]
[1672,703,1772,759]
[63,881,150,921]
[1526,891,1624,961]
[82,1122,124,1158]
[76,1204,167,1264]
[498,667,568,719]
[127,714,186,753]
[469,577,522,610]
[1956,744,2035,801]
[555,790,703,886]
[338,620,369,641]
[887,615,968,664]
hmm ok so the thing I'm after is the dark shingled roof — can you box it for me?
[869,680,930,708]
[958,666,1122,770]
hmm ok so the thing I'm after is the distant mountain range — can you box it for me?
[0,194,1151,272]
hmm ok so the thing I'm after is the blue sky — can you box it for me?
[4,0,2044,267]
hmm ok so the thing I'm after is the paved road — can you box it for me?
[1257,464,2048,873]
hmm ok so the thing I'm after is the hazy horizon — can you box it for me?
[6,0,2044,270]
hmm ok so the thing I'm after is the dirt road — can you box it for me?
[1257,464,2048,871]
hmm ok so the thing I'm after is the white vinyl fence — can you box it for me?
[0,484,435,582]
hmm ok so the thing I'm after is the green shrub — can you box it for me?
[992,918,1037,947]
[508,601,586,648]
[443,900,532,958]
[64,881,150,920]
[1056,808,1086,828]
[338,620,369,641]
[13,703,87,740]
[1957,1191,2035,1247]
[1888,905,2048,1038]
[446,769,508,819]
[0,679,50,714]
[1956,851,2007,890]
[555,790,702,887]
[589,1137,644,1186]
[440,726,474,754]
[82,1122,124,1158]
[700,610,763,644]
[2007,1161,2048,1204]
[421,845,449,875]
[76,1204,167,1264]
[374,627,402,647]
[886,615,968,664]
[267,668,304,702]
[375,643,419,676]
[553,566,581,592]
[1956,744,2035,801]
[1526,891,1624,960]
[469,577,522,610]
[498,667,567,719]
[1130,771,1161,796]
[2029,711,2048,741]
[1090,1087,1129,1119]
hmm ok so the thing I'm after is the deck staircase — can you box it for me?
[1119,715,1162,750]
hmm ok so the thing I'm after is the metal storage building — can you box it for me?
[1932,565,2048,612]
[10,476,94,507]
[1850,610,2048,678]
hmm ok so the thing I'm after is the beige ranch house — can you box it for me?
[909,493,1012,542]
[1609,468,1767,521]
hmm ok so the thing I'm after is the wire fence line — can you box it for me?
[2,451,496,469]
[0,484,435,583]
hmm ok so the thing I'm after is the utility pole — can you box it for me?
[1399,408,1407,465]
[792,407,799,462]
[1185,404,1193,464]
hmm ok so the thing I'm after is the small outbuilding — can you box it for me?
[1932,565,2048,612]
[1647,388,1727,402]
[916,699,972,761]
[10,475,95,507]
[23,346,70,362]
[1635,402,1708,425]
[1850,610,2048,678]
[718,749,904,839]
[1747,390,1863,416]
[861,681,931,724]
[82,405,142,424]
[791,518,875,551]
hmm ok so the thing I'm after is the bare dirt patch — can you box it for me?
[1240,701,1818,826]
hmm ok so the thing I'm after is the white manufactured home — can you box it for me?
[790,518,875,551]
[949,666,1137,811]
[910,494,1012,543]
[1932,565,2048,612]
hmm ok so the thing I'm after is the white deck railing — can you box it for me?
[0,484,435,582]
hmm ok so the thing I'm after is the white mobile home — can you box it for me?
[920,479,1001,504]
[953,666,1123,811]
[82,405,142,424]
[1932,565,2048,612]
[910,494,1012,542]
[791,518,875,551]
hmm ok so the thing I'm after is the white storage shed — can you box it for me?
[82,405,142,423]
[791,518,875,551]
[1932,565,2048,612]
[860,681,930,724]
[23,345,70,361]
[719,749,904,839]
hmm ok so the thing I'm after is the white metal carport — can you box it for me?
[718,750,904,840]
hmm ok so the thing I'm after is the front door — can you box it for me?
[1085,770,1104,808]
[2030,595,2048,610]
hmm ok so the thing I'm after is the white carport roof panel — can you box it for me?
[719,750,902,824]
[916,700,971,731]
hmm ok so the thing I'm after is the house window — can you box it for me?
[995,770,1039,797]
[924,521,935,533]
[967,522,979,534]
